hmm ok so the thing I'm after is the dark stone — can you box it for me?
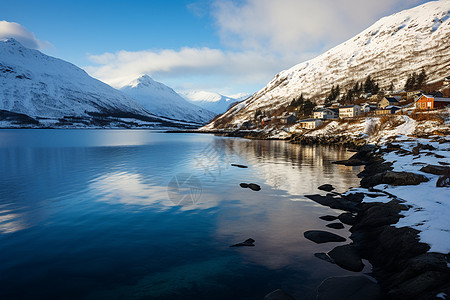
[304,230,346,244]
[230,238,255,247]
[305,194,361,212]
[231,164,248,168]
[436,175,450,187]
[358,161,393,178]
[388,271,449,300]
[333,158,365,166]
[419,164,450,176]
[318,184,335,192]
[352,204,401,230]
[248,183,261,191]
[264,289,296,300]
[314,252,335,264]
[338,212,357,225]
[342,192,365,203]
[317,276,384,300]
[327,222,345,229]
[328,245,364,272]
[240,183,249,188]
[319,215,338,221]
[360,171,429,188]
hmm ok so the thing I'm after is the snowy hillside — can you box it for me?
[180,91,249,114]
[0,38,150,119]
[120,75,215,124]
[205,0,450,129]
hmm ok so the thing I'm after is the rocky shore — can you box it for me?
[298,141,450,300]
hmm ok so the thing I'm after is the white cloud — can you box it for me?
[85,47,307,93]
[86,0,426,94]
[212,0,425,55]
[0,20,51,49]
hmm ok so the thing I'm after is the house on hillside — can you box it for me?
[375,106,400,115]
[339,105,361,118]
[299,118,323,129]
[313,108,338,120]
[281,114,297,124]
[362,103,377,113]
[415,95,450,109]
[378,97,400,109]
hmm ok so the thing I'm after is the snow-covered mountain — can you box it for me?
[180,91,250,114]
[0,38,151,120]
[120,75,215,124]
[204,0,450,129]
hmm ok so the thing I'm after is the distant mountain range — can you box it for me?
[0,38,214,128]
[204,0,450,129]
[120,75,215,124]
[180,91,250,114]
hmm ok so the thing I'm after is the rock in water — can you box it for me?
[328,245,364,272]
[317,276,384,300]
[314,253,335,264]
[231,164,248,168]
[304,230,346,244]
[248,183,261,191]
[264,289,296,300]
[230,238,255,247]
[240,183,249,188]
[319,215,338,221]
[318,184,335,192]
[326,222,345,229]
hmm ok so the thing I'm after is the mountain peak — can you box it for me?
[205,0,450,129]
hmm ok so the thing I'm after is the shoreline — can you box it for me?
[169,126,449,299]
[304,143,449,299]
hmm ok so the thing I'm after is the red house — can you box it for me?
[415,95,450,109]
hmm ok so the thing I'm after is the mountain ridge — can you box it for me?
[204,0,450,129]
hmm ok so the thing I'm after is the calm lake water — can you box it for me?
[0,130,366,300]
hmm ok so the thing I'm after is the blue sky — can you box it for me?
[1,0,431,95]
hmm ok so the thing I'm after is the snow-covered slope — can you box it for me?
[120,75,215,124]
[0,38,150,119]
[205,0,450,129]
[180,91,249,114]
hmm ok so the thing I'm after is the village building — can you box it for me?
[313,108,338,120]
[415,95,450,109]
[362,103,377,113]
[375,106,401,115]
[281,114,297,124]
[378,97,400,108]
[339,105,362,118]
[298,118,323,129]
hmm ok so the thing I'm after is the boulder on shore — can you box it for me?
[360,171,429,188]
[328,245,365,272]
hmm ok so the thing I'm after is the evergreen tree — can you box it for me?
[416,68,427,89]
[388,82,395,92]
[364,76,374,94]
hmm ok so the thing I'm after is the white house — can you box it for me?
[313,108,338,120]
[299,118,323,129]
[339,105,362,118]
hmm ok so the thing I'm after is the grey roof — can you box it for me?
[299,118,320,122]
[434,98,450,102]
[384,97,399,102]
[339,105,360,109]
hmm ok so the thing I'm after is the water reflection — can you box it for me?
[90,171,168,206]
[0,130,364,300]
